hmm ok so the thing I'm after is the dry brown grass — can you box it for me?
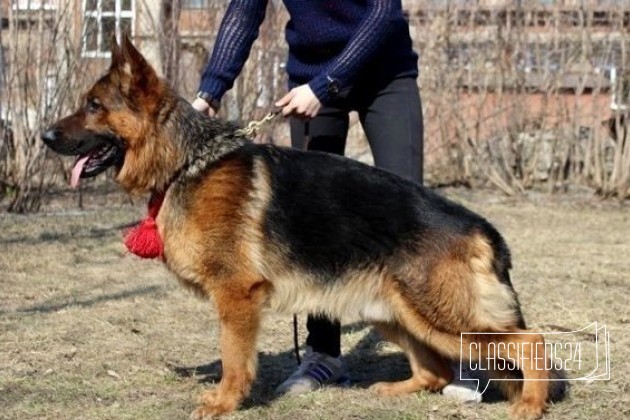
[1,187,628,419]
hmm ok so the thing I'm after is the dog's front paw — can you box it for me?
[189,390,240,419]
[189,402,236,419]
[198,389,219,406]
[370,380,430,396]
[189,405,211,420]
[369,381,402,396]
[508,398,546,420]
[190,405,218,420]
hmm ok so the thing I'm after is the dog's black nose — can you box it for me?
[41,128,59,145]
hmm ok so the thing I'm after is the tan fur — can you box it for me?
[398,233,521,333]
[160,156,256,295]
[115,120,184,194]
[266,265,394,323]
[467,234,521,330]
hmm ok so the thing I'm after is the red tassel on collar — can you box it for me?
[124,191,166,259]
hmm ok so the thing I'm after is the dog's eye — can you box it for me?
[86,98,103,113]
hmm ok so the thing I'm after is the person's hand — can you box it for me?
[275,84,321,119]
[192,97,218,118]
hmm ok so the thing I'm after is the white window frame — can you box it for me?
[12,0,56,10]
[82,0,135,58]
[610,67,629,112]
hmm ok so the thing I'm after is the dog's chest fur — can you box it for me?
[155,149,261,295]
[157,191,205,294]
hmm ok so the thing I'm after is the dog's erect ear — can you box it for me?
[109,33,160,101]
[120,33,147,72]
[110,34,124,71]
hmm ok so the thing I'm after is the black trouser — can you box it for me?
[289,75,424,358]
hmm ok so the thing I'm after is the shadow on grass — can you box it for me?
[1,285,164,315]
[171,324,509,409]
[0,222,136,246]
[170,328,415,409]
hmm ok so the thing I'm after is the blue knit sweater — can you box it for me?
[198,0,418,105]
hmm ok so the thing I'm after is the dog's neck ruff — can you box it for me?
[123,104,250,260]
[172,102,251,182]
[121,132,247,260]
[124,190,166,259]
[181,132,249,182]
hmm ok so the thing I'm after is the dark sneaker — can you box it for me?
[275,347,350,396]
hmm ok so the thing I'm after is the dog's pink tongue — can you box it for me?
[71,155,90,188]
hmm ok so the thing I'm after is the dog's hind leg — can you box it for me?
[458,331,550,419]
[369,321,453,396]
[501,332,549,419]
[191,278,271,419]
[384,277,551,419]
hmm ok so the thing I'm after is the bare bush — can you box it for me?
[1,0,629,214]
[1,1,78,212]
[409,0,630,198]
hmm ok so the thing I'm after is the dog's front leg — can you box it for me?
[191,282,265,419]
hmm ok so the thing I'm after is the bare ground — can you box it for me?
[1,187,628,420]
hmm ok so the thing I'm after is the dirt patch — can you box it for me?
[1,188,628,419]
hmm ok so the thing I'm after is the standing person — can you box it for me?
[192,0,423,396]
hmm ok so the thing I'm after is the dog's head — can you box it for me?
[42,35,181,194]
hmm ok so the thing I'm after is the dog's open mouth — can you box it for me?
[71,143,123,188]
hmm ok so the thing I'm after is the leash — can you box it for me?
[293,315,301,365]
[290,120,312,366]
[289,120,311,366]
[235,108,282,138]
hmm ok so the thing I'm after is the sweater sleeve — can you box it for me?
[308,0,399,103]
[197,0,269,102]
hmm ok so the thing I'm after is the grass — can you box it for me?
[1,187,628,419]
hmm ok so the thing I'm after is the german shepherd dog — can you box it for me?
[42,37,564,419]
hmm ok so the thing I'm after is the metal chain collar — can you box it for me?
[235,108,282,138]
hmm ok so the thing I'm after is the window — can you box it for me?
[12,0,56,10]
[610,67,630,111]
[182,0,207,9]
[82,0,134,58]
